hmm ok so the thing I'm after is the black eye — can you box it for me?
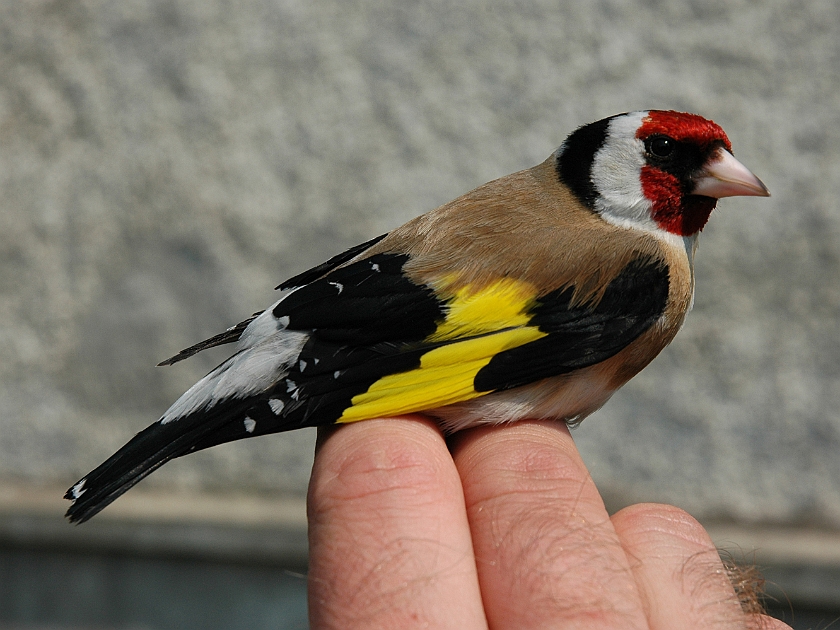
[647,136,675,159]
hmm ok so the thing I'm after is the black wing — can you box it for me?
[64,251,441,523]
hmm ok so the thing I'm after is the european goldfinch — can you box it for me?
[65,110,768,523]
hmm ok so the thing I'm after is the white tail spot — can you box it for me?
[70,479,87,500]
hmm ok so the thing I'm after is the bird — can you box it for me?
[65,110,769,523]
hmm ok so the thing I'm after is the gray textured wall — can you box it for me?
[2,0,838,527]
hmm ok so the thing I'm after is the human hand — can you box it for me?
[307,416,790,629]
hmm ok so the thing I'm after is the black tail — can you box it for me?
[64,397,301,523]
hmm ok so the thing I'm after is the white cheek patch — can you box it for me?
[591,111,658,232]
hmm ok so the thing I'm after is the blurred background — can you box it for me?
[1,0,839,627]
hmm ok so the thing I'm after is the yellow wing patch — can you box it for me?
[429,277,537,341]
[337,279,546,423]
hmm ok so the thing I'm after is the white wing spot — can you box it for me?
[330,282,343,294]
[334,370,341,379]
[268,399,285,415]
[244,416,256,433]
[286,379,296,393]
[157,328,309,425]
[371,263,380,272]
[299,359,307,372]
[291,389,300,401]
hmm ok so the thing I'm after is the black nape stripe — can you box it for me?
[555,115,615,210]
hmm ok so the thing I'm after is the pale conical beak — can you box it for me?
[692,147,770,199]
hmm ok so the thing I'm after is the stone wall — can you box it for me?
[2,0,839,527]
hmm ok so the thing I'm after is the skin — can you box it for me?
[308,416,792,630]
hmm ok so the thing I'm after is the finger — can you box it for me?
[307,416,487,630]
[451,421,650,629]
[611,504,792,630]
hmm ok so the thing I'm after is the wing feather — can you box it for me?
[270,254,669,424]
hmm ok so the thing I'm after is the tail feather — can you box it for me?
[67,327,314,523]
[156,313,261,366]
[64,398,255,523]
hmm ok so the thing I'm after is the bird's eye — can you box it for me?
[647,136,675,159]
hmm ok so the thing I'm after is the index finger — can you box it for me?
[307,416,487,629]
